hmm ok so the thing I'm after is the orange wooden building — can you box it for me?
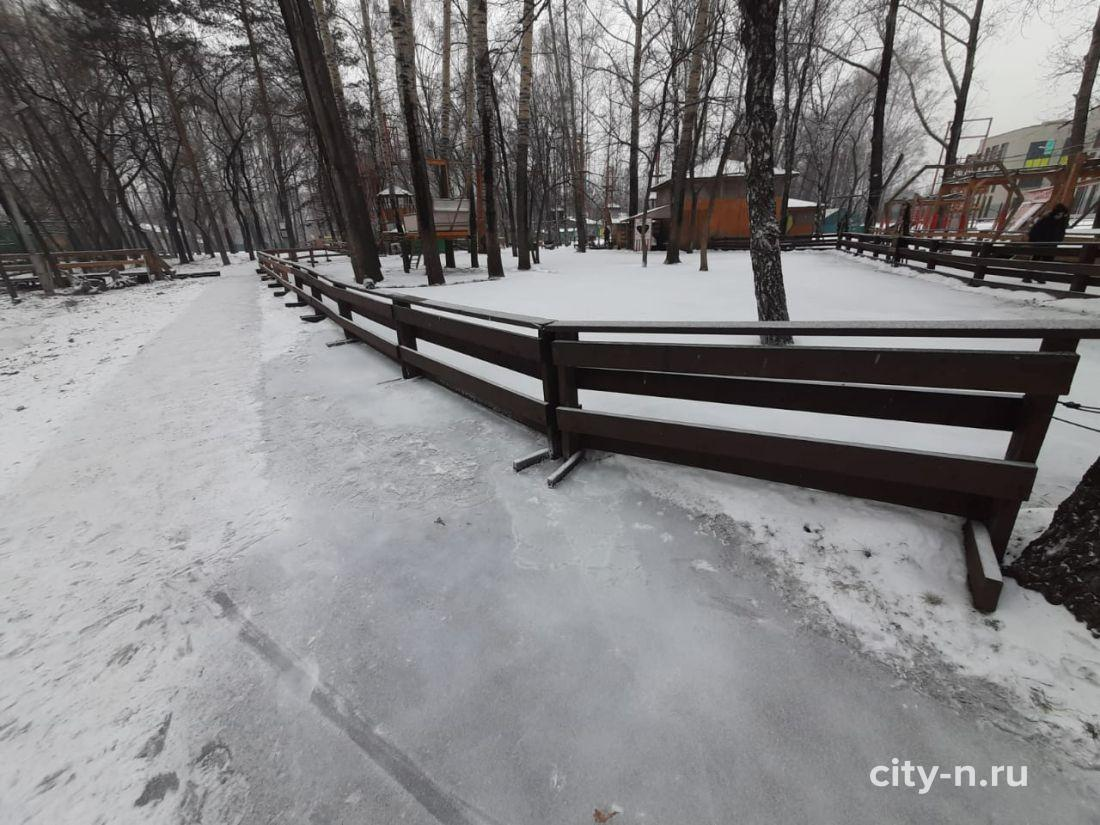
[624,160,818,249]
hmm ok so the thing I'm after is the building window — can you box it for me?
[1024,139,1061,168]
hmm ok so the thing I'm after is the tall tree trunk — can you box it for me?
[560,0,586,253]
[665,0,710,264]
[779,0,820,235]
[279,0,382,281]
[472,0,503,277]
[465,0,480,267]
[739,0,791,343]
[1069,3,1100,158]
[515,0,534,269]
[628,0,643,223]
[241,0,296,248]
[145,18,231,266]
[490,77,518,256]
[863,0,899,231]
[389,0,445,284]
[1008,456,1100,635]
[943,0,985,166]
[439,0,456,268]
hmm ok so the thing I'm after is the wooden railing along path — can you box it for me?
[838,232,1100,294]
[258,248,1100,614]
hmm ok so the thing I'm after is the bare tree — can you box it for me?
[739,0,791,342]
[472,0,504,276]
[389,0,445,284]
[278,0,382,281]
[515,0,535,269]
[664,0,710,264]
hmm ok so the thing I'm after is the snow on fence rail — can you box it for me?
[258,249,1100,614]
[838,231,1100,294]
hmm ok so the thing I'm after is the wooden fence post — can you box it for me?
[1071,245,1097,293]
[539,326,563,457]
[927,239,940,270]
[973,240,992,281]
[392,297,421,378]
[986,335,1080,557]
[554,329,580,457]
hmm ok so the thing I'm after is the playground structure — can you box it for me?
[376,158,472,250]
[882,152,1100,241]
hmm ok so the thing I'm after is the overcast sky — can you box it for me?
[962,0,1093,145]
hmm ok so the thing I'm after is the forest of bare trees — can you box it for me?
[2,0,1099,296]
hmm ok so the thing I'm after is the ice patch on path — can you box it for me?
[691,559,718,573]
[624,456,1100,768]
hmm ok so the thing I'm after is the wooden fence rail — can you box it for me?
[257,250,1100,614]
[0,248,171,290]
[837,231,1100,294]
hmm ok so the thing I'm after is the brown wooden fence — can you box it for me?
[0,248,170,290]
[258,249,1100,614]
[838,231,1100,294]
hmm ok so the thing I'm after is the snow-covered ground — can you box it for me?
[331,246,1100,763]
[3,249,1100,823]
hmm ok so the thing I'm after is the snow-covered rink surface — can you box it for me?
[2,249,1100,824]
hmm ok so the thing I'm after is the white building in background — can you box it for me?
[969,113,1100,220]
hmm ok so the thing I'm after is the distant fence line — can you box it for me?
[837,232,1100,294]
[258,247,1100,614]
[0,248,171,294]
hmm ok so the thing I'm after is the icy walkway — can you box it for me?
[2,262,1098,823]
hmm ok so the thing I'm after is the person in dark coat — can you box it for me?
[1025,203,1070,283]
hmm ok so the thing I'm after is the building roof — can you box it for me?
[654,158,791,188]
[376,186,413,198]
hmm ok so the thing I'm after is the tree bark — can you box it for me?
[473,0,503,277]
[1008,456,1100,636]
[739,0,791,343]
[279,0,382,281]
[465,0,480,267]
[439,0,456,267]
[778,0,820,235]
[943,0,985,167]
[665,0,710,264]
[1069,3,1100,158]
[389,0,445,284]
[515,0,535,270]
[628,0,643,223]
[863,0,899,231]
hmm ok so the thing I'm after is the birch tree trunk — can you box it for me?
[389,0,445,285]
[473,0,503,277]
[739,0,791,344]
[515,0,535,270]
[664,0,710,264]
